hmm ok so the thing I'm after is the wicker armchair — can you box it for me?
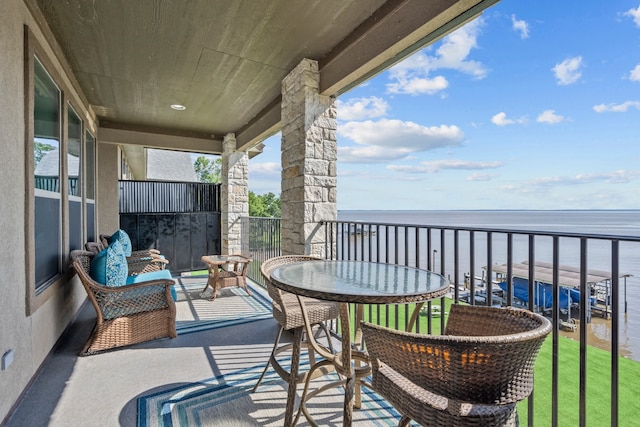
[362,304,552,427]
[70,250,177,355]
[85,241,168,275]
[252,255,341,426]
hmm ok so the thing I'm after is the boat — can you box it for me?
[488,261,623,319]
[348,223,376,236]
[560,318,577,332]
[497,277,572,310]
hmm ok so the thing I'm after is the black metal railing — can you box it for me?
[35,175,79,194]
[321,219,640,427]
[244,216,282,287]
[243,216,639,426]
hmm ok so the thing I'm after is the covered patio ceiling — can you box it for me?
[30,0,498,157]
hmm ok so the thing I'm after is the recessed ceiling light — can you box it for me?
[170,104,186,111]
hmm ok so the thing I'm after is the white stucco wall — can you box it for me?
[97,143,121,235]
[0,0,92,421]
[0,0,31,420]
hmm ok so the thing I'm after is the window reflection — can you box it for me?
[33,56,62,289]
[67,105,82,197]
[34,58,60,193]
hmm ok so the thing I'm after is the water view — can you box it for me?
[337,209,640,362]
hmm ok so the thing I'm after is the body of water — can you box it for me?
[337,210,640,361]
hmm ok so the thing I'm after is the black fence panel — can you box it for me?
[118,181,221,273]
[119,181,220,213]
[120,213,221,273]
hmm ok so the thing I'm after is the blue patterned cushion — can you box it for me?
[89,240,128,287]
[107,229,133,257]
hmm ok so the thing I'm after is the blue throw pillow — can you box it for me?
[107,229,133,257]
[89,240,128,287]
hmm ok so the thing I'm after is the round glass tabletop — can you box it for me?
[270,260,449,304]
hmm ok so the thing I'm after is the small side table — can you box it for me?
[201,254,252,301]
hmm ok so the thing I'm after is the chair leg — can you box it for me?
[317,321,335,353]
[253,326,285,392]
[398,415,412,427]
[285,327,304,427]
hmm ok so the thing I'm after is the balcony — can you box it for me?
[6,215,639,426]
[10,2,639,425]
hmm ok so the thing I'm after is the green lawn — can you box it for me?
[519,337,640,426]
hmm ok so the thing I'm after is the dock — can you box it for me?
[482,261,632,321]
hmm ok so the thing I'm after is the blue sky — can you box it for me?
[248,1,640,210]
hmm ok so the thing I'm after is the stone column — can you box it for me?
[221,133,249,255]
[280,59,337,257]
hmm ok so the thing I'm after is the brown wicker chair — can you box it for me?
[252,255,341,426]
[70,250,177,355]
[85,241,168,275]
[362,304,552,427]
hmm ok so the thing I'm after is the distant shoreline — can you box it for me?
[339,208,640,212]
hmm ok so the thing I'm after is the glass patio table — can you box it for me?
[270,259,449,426]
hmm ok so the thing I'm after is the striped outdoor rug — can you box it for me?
[173,277,273,336]
[137,359,408,427]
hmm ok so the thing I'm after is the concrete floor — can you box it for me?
[5,282,282,427]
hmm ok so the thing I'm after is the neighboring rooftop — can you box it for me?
[146,149,199,182]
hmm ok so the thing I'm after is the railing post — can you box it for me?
[611,240,619,427]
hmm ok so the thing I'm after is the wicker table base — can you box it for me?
[201,255,252,301]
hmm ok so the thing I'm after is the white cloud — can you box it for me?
[491,112,526,126]
[386,75,448,95]
[511,15,529,39]
[502,170,640,194]
[248,162,281,195]
[337,119,464,163]
[386,17,488,95]
[552,56,583,85]
[387,159,502,174]
[248,162,280,176]
[536,109,565,124]
[625,5,640,27]
[593,101,640,112]
[338,145,412,163]
[630,64,640,81]
[339,119,464,150]
[337,96,389,121]
[467,172,497,181]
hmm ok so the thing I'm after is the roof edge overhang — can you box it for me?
[236,0,499,150]
[98,125,223,155]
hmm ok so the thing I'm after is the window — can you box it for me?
[85,130,96,242]
[68,105,82,252]
[33,56,62,290]
[26,27,97,313]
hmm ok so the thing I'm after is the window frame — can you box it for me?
[25,25,98,315]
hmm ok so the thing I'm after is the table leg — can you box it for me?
[294,299,368,427]
[284,327,303,427]
[339,303,354,426]
[354,304,364,409]
[202,265,214,294]
[209,266,221,301]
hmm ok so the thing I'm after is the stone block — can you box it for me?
[283,165,300,179]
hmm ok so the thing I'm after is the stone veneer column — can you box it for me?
[221,133,249,255]
[280,59,337,257]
